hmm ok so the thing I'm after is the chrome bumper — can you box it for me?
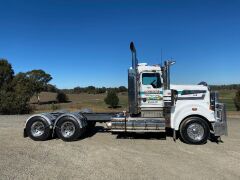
[213,103,228,136]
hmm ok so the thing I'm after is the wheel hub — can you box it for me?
[31,121,45,137]
[187,123,204,141]
[61,121,75,138]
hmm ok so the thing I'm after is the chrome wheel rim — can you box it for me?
[61,121,75,138]
[31,121,45,137]
[187,123,204,141]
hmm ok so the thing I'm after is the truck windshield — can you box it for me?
[142,73,161,88]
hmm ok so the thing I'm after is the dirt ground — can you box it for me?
[0,115,240,180]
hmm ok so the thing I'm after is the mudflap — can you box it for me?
[23,128,28,138]
[213,103,228,137]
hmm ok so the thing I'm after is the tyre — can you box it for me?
[26,117,52,141]
[55,116,83,141]
[180,117,210,145]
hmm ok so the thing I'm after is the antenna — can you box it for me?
[161,48,163,66]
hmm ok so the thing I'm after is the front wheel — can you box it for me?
[180,117,210,145]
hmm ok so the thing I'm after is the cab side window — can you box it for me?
[142,73,161,88]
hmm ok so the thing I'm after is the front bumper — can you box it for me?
[213,103,228,136]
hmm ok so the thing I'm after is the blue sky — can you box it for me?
[0,0,240,88]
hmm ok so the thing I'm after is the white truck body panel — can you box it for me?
[170,84,215,130]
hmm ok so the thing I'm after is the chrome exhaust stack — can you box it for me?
[128,42,139,115]
[130,42,138,70]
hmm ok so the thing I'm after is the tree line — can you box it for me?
[60,86,127,94]
[210,84,240,91]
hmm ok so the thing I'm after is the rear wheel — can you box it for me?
[26,117,51,141]
[180,117,210,145]
[55,116,83,141]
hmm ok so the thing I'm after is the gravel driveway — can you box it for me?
[0,115,239,180]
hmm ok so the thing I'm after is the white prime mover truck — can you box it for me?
[24,42,227,144]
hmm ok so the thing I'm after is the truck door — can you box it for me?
[140,72,163,107]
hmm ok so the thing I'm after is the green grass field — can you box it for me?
[31,90,237,113]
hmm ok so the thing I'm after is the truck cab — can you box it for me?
[138,63,163,108]
[138,64,165,119]
[111,42,228,144]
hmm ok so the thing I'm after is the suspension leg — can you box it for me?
[173,129,176,142]
[217,136,223,143]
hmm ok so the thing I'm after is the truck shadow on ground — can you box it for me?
[115,128,176,140]
[115,132,167,140]
[81,126,222,143]
[82,125,107,138]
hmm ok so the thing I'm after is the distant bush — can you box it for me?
[118,86,127,92]
[56,91,69,103]
[104,91,119,108]
[0,90,32,114]
[234,90,240,111]
[95,87,107,94]
[51,103,60,111]
[73,86,82,94]
[45,84,58,92]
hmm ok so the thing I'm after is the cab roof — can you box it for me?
[136,63,162,73]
